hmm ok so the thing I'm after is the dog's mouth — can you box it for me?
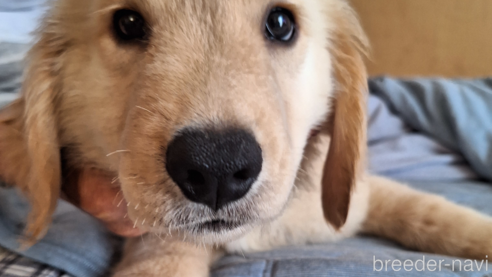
[194,219,244,232]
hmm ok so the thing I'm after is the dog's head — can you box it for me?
[0,0,367,244]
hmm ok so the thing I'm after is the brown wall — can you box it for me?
[349,0,492,77]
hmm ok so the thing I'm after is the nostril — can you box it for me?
[187,170,206,186]
[233,168,251,181]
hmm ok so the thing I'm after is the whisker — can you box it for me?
[111,177,120,184]
[124,213,128,219]
[90,4,121,16]
[136,106,155,115]
[106,150,131,157]
[112,191,121,205]
[135,203,140,210]
[154,232,166,243]
[117,198,125,208]
[292,184,299,193]
[142,218,146,225]
[240,249,246,259]
[203,242,209,254]
[140,234,147,248]
[133,218,139,229]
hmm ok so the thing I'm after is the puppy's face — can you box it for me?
[0,0,367,243]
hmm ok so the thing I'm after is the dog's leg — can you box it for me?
[113,235,218,277]
[363,175,492,259]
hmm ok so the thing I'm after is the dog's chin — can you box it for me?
[157,219,256,245]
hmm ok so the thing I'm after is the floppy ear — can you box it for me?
[0,20,66,244]
[321,4,368,230]
[0,100,31,189]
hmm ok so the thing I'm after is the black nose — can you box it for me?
[166,128,262,211]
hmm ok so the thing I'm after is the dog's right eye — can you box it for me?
[265,7,296,43]
[113,9,148,41]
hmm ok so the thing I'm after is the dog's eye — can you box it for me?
[265,8,296,42]
[113,9,147,41]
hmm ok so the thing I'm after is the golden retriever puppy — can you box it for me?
[0,0,491,276]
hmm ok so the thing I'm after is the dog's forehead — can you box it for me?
[100,0,275,22]
[143,1,265,49]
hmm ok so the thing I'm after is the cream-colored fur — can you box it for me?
[0,0,491,276]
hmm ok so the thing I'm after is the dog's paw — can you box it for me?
[113,259,209,277]
[113,268,208,277]
[113,253,211,277]
[113,236,212,277]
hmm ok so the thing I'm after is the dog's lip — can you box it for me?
[192,219,244,232]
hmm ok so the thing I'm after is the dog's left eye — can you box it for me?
[113,9,148,41]
[265,8,296,42]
